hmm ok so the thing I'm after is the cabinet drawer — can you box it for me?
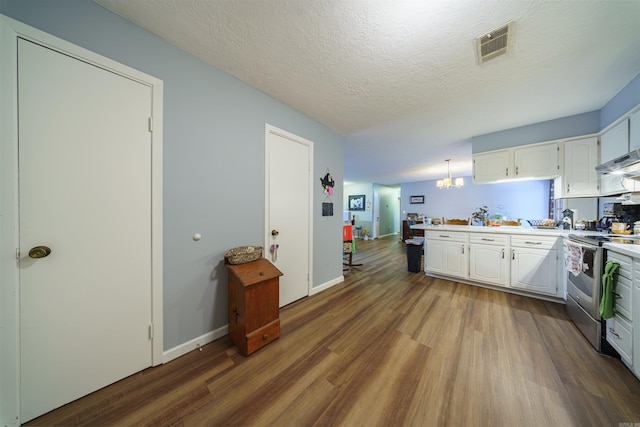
[469,233,509,246]
[425,230,467,243]
[607,251,632,280]
[511,235,559,250]
[606,315,632,363]
[245,319,280,356]
[614,276,632,321]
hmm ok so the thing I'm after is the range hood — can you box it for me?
[596,149,640,180]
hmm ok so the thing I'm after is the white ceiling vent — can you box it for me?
[477,22,513,64]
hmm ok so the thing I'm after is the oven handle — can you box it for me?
[567,238,599,252]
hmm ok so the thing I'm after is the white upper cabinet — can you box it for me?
[473,149,511,183]
[561,136,599,197]
[513,142,559,179]
[473,142,559,184]
[600,118,630,164]
[631,110,640,152]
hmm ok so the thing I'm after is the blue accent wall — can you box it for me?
[0,0,345,351]
[600,73,640,130]
[471,111,600,153]
[401,178,550,223]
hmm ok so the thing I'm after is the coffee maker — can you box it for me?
[597,202,640,232]
[597,203,619,232]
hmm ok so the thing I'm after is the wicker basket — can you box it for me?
[224,246,263,265]
[527,220,558,229]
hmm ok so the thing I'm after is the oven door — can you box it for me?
[566,241,602,319]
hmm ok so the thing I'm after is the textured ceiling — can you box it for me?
[94,0,640,185]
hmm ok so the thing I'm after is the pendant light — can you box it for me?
[436,159,464,189]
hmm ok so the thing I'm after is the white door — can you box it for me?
[265,125,312,307]
[18,38,154,422]
[373,191,380,239]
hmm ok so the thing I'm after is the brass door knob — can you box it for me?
[271,229,279,237]
[29,246,51,259]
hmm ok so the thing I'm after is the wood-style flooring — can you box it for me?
[27,235,640,426]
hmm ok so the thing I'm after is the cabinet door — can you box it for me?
[469,244,509,287]
[633,260,639,378]
[601,119,629,164]
[473,150,511,184]
[607,315,633,364]
[510,247,558,295]
[600,173,637,196]
[514,142,559,179]
[426,240,468,279]
[630,110,640,151]
[563,137,599,197]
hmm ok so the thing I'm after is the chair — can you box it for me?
[442,217,470,225]
[502,219,521,226]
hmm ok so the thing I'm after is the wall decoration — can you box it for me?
[322,202,333,216]
[348,194,366,211]
[320,168,335,216]
[320,171,335,195]
[410,195,425,204]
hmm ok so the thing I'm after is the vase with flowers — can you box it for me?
[362,229,370,240]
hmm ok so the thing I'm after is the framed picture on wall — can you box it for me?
[348,194,366,211]
[410,195,425,204]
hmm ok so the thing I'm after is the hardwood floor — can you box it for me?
[27,235,640,426]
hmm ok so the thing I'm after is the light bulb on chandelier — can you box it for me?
[436,159,464,189]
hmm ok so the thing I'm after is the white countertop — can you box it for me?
[410,224,604,238]
[604,241,640,257]
[410,224,640,257]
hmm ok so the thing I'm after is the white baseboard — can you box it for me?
[162,275,344,363]
[310,275,344,296]
[162,325,228,363]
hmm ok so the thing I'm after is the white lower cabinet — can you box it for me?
[633,259,640,378]
[425,230,564,299]
[606,251,634,368]
[510,235,559,296]
[469,234,509,287]
[425,231,468,280]
[608,314,633,363]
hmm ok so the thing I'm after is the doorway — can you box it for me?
[265,124,313,307]
[1,17,163,424]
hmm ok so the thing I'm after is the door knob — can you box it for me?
[271,230,279,237]
[29,245,51,259]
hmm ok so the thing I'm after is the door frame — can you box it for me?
[264,124,314,300]
[0,15,164,425]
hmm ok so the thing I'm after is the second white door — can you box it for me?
[265,125,312,307]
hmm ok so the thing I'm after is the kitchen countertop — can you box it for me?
[604,240,640,257]
[410,224,604,238]
[410,224,640,257]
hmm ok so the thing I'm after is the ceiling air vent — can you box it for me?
[477,22,513,64]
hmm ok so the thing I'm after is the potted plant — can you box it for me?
[362,229,370,240]
[471,205,488,226]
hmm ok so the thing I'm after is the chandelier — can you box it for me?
[436,159,464,190]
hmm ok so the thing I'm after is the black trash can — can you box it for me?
[405,238,424,273]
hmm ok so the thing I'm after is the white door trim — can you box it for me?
[264,124,314,299]
[0,14,163,426]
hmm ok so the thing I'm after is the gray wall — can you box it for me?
[0,0,345,351]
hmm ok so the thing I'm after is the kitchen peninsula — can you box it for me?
[411,224,599,301]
